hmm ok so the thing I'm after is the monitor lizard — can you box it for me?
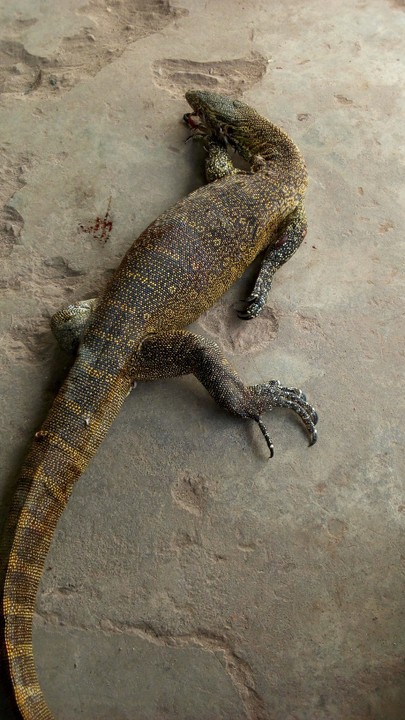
[1,90,318,719]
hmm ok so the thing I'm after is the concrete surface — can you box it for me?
[0,0,404,718]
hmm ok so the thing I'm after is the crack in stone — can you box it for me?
[36,612,268,719]
[133,624,269,720]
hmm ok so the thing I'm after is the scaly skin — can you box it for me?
[1,91,318,719]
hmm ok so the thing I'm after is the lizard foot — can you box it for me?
[250,380,318,455]
[237,291,266,319]
[237,276,271,320]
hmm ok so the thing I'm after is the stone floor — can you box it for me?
[0,1,404,718]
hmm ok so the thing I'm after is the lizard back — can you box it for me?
[86,158,306,356]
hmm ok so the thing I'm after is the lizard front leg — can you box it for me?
[238,201,307,319]
[50,298,98,353]
[203,138,241,183]
[127,330,318,456]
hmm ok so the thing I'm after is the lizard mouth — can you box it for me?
[183,110,208,133]
[183,110,232,149]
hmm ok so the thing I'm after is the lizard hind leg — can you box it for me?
[128,330,318,456]
[50,298,98,353]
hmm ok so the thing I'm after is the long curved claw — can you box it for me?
[309,427,318,446]
[237,292,266,320]
[237,310,254,320]
[255,416,274,458]
[237,311,254,320]
[277,385,319,426]
[278,394,318,446]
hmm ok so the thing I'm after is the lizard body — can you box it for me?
[1,91,318,719]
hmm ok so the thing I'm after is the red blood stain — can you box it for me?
[79,196,113,244]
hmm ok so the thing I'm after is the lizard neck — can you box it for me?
[238,115,305,170]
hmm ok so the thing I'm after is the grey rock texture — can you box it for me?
[1,0,404,718]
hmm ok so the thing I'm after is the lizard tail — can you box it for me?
[2,362,131,720]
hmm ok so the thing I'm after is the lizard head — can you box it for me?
[184,90,256,157]
[184,90,304,169]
